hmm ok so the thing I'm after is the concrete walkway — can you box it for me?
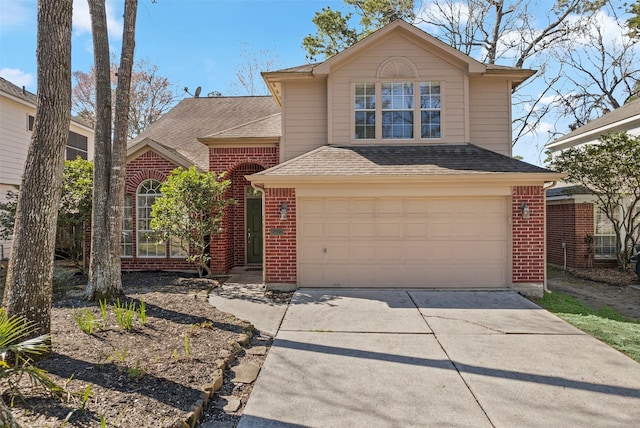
[237,289,640,428]
[208,268,288,337]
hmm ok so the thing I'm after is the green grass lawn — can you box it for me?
[535,292,640,363]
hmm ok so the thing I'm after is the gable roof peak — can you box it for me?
[312,19,486,75]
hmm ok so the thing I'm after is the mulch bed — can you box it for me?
[2,271,264,427]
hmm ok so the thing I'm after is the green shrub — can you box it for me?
[0,309,62,401]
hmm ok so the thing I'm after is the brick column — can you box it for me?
[512,185,545,297]
[263,188,297,288]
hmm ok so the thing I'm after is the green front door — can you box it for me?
[246,198,263,264]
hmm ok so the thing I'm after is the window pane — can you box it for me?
[355,82,376,139]
[137,179,165,257]
[382,111,413,139]
[420,82,441,139]
[594,208,616,258]
[421,111,441,138]
[381,82,413,139]
[121,195,133,257]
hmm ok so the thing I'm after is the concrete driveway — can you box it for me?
[238,289,640,428]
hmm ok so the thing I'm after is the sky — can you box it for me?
[0,0,634,166]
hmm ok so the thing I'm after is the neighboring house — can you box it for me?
[0,76,95,260]
[545,97,640,268]
[123,20,562,297]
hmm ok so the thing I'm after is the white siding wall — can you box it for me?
[281,79,328,162]
[0,93,95,259]
[469,77,512,156]
[328,34,467,145]
[0,97,33,186]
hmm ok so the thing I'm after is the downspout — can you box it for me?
[251,182,266,285]
[542,181,558,294]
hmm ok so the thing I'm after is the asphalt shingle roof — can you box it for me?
[254,144,555,177]
[550,97,640,145]
[0,76,91,128]
[129,96,280,170]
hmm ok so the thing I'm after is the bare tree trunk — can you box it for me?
[2,0,72,336]
[86,0,138,301]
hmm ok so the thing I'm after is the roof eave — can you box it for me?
[127,138,199,171]
[247,171,566,187]
[198,136,280,147]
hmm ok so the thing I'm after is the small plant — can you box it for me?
[73,308,97,335]
[128,360,146,380]
[111,345,127,364]
[0,309,63,402]
[62,384,93,424]
[99,299,108,325]
[192,320,213,329]
[183,334,191,357]
[137,299,147,325]
[113,299,136,331]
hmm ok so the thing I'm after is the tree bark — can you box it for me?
[86,0,138,301]
[3,0,72,337]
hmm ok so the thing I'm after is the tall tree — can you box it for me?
[303,0,415,61]
[72,59,176,139]
[548,4,640,129]
[629,0,640,37]
[85,0,138,301]
[551,132,640,269]
[2,0,72,336]
[231,42,280,96]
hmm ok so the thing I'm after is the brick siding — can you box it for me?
[546,201,615,269]
[208,146,279,274]
[121,150,194,271]
[263,188,297,284]
[512,186,545,283]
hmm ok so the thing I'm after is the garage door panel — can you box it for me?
[327,221,349,237]
[298,197,508,288]
[404,220,429,238]
[352,199,375,214]
[352,221,375,237]
[351,245,375,261]
[375,243,405,262]
[376,221,402,237]
[327,199,350,214]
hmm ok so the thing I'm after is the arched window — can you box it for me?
[137,179,165,257]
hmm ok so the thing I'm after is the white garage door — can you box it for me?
[298,197,509,288]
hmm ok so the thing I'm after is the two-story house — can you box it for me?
[545,97,640,269]
[0,76,95,260]
[123,20,562,297]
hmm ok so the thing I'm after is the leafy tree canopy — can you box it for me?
[550,132,640,268]
[150,167,236,277]
[303,0,415,61]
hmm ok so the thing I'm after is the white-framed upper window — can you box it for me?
[381,82,414,139]
[354,81,441,141]
[594,207,616,259]
[136,179,165,258]
[355,83,376,139]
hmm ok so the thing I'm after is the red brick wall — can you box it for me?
[209,146,279,174]
[512,186,545,283]
[263,188,296,284]
[547,202,595,269]
[121,150,194,271]
[208,146,279,274]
